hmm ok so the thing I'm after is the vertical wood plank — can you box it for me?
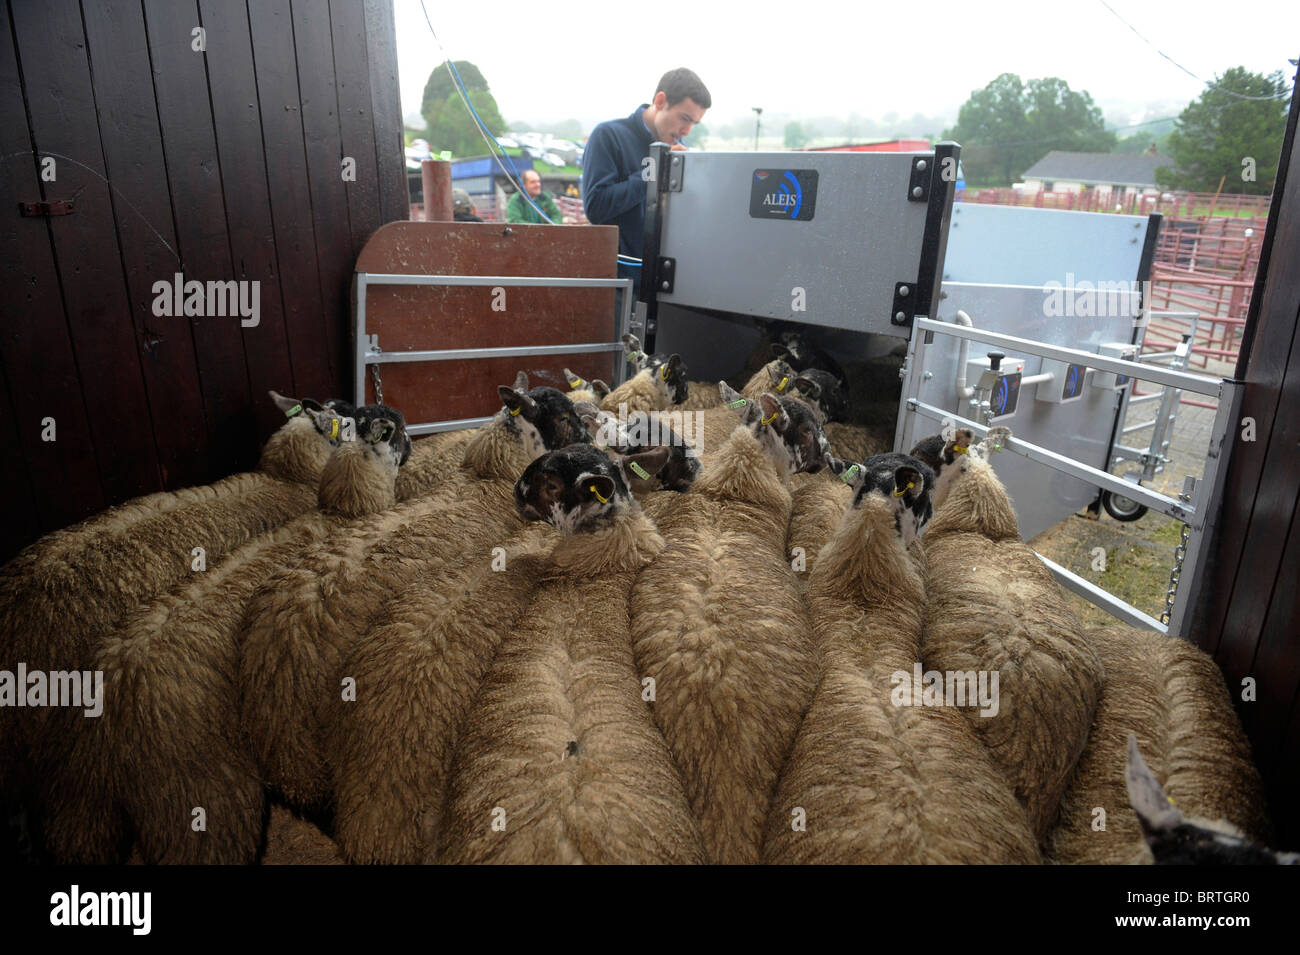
[197,0,297,443]
[11,0,163,503]
[0,0,106,547]
[363,0,407,226]
[142,0,255,472]
[329,0,382,259]
[246,0,332,402]
[81,0,211,488]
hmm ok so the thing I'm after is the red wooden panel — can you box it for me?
[11,0,163,502]
[355,221,621,424]
[81,0,210,488]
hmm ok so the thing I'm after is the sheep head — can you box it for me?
[753,393,830,479]
[831,451,935,546]
[498,384,590,458]
[1126,734,1297,865]
[909,427,975,511]
[514,443,669,534]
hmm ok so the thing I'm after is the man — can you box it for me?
[506,169,562,224]
[581,68,710,289]
[452,188,482,222]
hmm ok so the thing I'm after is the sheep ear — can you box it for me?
[590,378,611,398]
[499,386,538,419]
[572,400,600,420]
[580,474,617,505]
[513,371,530,392]
[945,428,975,460]
[979,426,1012,457]
[893,465,923,501]
[269,390,304,417]
[1126,734,1183,835]
[770,342,791,360]
[758,393,788,431]
[625,446,671,478]
[563,368,584,389]
[793,376,820,399]
[579,413,602,439]
[718,380,743,405]
[306,407,341,440]
[664,354,682,376]
[769,363,793,393]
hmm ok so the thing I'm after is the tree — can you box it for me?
[420,61,506,157]
[784,121,809,149]
[1156,67,1288,195]
[944,73,1115,185]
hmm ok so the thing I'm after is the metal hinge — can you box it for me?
[891,281,918,326]
[666,152,684,192]
[18,199,75,217]
[657,257,676,294]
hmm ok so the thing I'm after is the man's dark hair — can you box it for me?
[655,68,711,109]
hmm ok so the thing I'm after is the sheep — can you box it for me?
[238,380,587,813]
[0,391,350,859]
[677,380,721,411]
[914,427,1104,843]
[329,521,552,864]
[628,392,830,863]
[1045,625,1270,864]
[788,369,848,423]
[563,367,611,405]
[260,806,345,865]
[36,410,411,864]
[771,330,847,386]
[598,334,688,415]
[579,404,701,494]
[762,453,1041,864]
[440,444,705,864]
[1125,734,1296,865]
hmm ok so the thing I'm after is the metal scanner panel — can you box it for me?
[654,150,947,333]
[897,281,1141,541]
[943,203,1154,286]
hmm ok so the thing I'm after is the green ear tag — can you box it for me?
[285,402,302,418]
[727,398,748,409]
[629,461,651,480]
[839,464,861,484]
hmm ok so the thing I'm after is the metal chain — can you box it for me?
[369,363,384,406]
[1160,487,1194,624]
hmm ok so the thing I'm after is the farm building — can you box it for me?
[1019,150,1173,198]
[1,0,1298,878]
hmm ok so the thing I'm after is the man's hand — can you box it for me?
[669,142,688,151]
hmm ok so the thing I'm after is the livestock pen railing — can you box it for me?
[900,316,1242,640]
[353,272,635,436]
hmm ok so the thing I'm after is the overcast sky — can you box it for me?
[394,0,1298,137]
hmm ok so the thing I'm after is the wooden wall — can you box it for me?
[1191,73,1300,847]
[0,0,407,563]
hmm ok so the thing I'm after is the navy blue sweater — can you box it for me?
[582,106,655,268]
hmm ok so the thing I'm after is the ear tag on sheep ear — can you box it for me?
[660,364,670,382]
[839,464,861,485]
[571,376,587,389]
[776,376,789,393]
[727,398,748,409]
[952,445,969,455]
[508,405,522,416]
[760,410,779,426]
[589,484,610,504]
[629,461,652,480]
[892,481,915,498]
[285,402,303,418]
[328,418,340,439]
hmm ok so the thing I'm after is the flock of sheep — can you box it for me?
[0,330,1284,864]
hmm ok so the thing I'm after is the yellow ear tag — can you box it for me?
[589,484,609,504]
[952,445,969,455]
[892,481,915,498]
[760,411,779,426]
[509,405,522,416]
[329,418,339,439]
[660,364,670,381]
[285,402,303,418]
[777,376,788,392]
[571,377,586,389]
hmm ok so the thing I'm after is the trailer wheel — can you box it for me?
[1102,488,1148,522]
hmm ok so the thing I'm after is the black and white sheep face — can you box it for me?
[909,428,975,510]
[761,359,798,397]
[753,394,830,478]
[353,403,413,467]
[514,444,669,534]
[563,368,611,400]
[792,369,848,423]
[647,353,689,405]
[581,409,701,493]
[268,389,350,447]
[1125,734,1298,865]
[498,385,590,459]
[718,381,762,427]
[771,334,847,386]
[833,451,935,545]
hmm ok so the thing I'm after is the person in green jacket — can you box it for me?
[506,169,562,224]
